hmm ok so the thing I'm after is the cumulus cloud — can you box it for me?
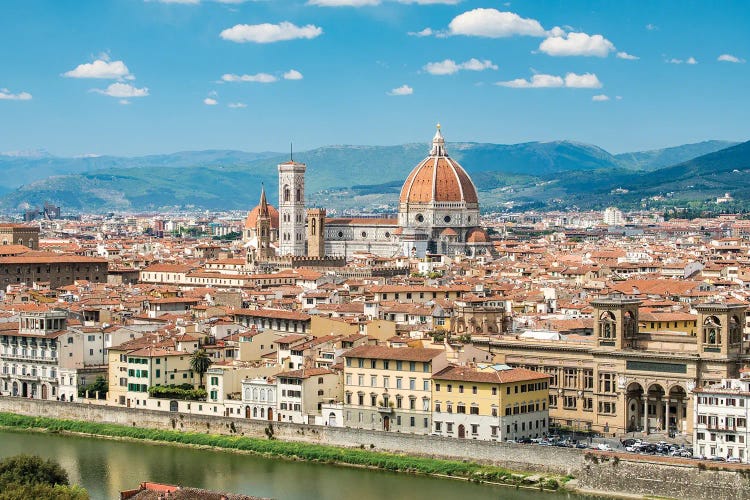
[497,74,563,88]
[388,84,413,96]
[408,28,434,37]
[228,102,247,108]
[496,72,601,89]
[448,9,546,38]
[63,59,133,79]
[222,73,278,83]
[220,22,323,43]
[667,57,698,65]
[564,72,602,88]
[592,94,609,101]
[92,83,149,98]
[616,51,639,60]
[283,69,304,80]
[423,58,497,75]
[0,88,32,100]
[646,23,658,31]
[204,97,218,105]
[538,32,615,57]
[308,0,380,5]
[718,54,745,63]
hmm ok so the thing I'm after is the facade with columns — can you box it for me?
[488,296,747,436]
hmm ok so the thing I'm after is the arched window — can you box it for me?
[296,189,301,202]
[252,388,258,400]
[703,316,721,345]
[311,218,316,236]
[284,186,290,203]
[599,311,617,339]
[730,315,742,344]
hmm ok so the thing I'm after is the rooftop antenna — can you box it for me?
[290,142,293,162]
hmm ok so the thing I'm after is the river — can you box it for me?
[0,429,586,500]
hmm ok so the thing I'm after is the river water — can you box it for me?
[0,429,585,500]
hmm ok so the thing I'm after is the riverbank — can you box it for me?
[0,412,567,492]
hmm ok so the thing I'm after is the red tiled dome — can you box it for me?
[466,228,489,243]
[399,126,478,205]
[244,204,279,230]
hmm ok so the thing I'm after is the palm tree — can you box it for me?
[189,349,212,388]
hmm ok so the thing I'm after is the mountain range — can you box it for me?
[0,139,744,213]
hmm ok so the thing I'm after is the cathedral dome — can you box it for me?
[244,204,279,230]
[466,228,489,243]
[399,125,479,205]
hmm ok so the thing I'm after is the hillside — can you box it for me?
[0,139,746,213]
[614,140,738,171]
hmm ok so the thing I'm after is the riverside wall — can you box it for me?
[1,397,749,499]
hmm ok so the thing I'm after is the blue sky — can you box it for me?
[1,0,748,156]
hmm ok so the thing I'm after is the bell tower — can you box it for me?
[696,302,746,359]
[591,296,641,350]
[307,208,326,258]
[278,159,306,256]
[255,186,274,260]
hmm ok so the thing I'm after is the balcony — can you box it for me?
[377,406,393,413]
[1,353,58,364]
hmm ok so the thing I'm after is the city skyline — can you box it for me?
[1,0,749,156]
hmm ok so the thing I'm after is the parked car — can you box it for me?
[596,444,612,451]
[727,457,742,463]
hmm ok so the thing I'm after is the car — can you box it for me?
[575,443,588,449]
[625,446,638,452]
[620,439,637,447]
[596,444,612,451]
[710,456,726,462]
[727,457,742,463]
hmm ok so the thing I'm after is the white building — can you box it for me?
[241,376,278,421]
[602,207,625,226]
[693,375,750,462]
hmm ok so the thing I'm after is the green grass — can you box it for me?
[0,412,563,489]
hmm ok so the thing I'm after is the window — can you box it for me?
[564,368,577,388]
[371,375,377,387]
[472,386,477,394]
[471,424,478,435]
[383,361,390,370]
[598,401,616,414]
[599,373,616,394]
[583,370,594,390]
[396,377,402,389]
[409,361,416,371]
[396,361,403,371]
[435,421,442,432]
[435,383,440,392]
[563,396,576,409]
[470,405,479,415]
[409,378,416,390]
[492,387,497,396]
[456,403,466,414]
[458,385,464,393]
[447,384,452,393]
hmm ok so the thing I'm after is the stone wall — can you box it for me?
[0,397,581,475]
[577,454,750,500]
[2,397,749,499]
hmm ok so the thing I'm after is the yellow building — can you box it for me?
[431,364,550,441]
[342,345,449,434]
[639,312,697,335]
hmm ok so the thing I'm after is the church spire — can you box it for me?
[430,123,447,156]
[258,184,270,218]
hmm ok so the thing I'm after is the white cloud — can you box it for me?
[228,102,247,108]
[92,83,149,98]
[119,99,130,105]
[616,51,639,60]
[204,97,218,105]
[63,59,132,79]
[399,0,461,4]
[497,74,563,88]
[615,95,623,100]
[667,58,683,64]
[283,69,304,80]
[0,88,32,100]
[222,73,278,83]
[538,32,615,57]
[408,27,434,37]
[686,57,698,65]
[388,84,413,96]
[308,0,380,6]
[645,23,658,31]
[592,94,609,101]
[220,22,323,43]
[718,54,744,63]
[423,58,497,75]
[564,72,602,88]
[448,9,546,38]
[496,72,601,89]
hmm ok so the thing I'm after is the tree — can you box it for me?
[0,455,68,488]
[78,375,108,399]
[0,455,89,500]
[189,349,212,388]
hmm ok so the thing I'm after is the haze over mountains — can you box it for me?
[0,139,743,213]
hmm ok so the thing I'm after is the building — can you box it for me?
[276,367,341,424]
[242,376,277,421]
[431,364,550,441]
[0,223,39,249]
[0,254,108,288]
[602,207,625,226]
[693,375,750,461]
[487,296,747,436]
[244,126,492,261]
[342,345,448,433]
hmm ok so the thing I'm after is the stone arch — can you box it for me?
[599,311,616,339]
[729,315,742,344]
[703,315,721,345]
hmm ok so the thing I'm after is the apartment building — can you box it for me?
[693,376,750,461]
[431,364,550,441]
[342,345,449,434]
